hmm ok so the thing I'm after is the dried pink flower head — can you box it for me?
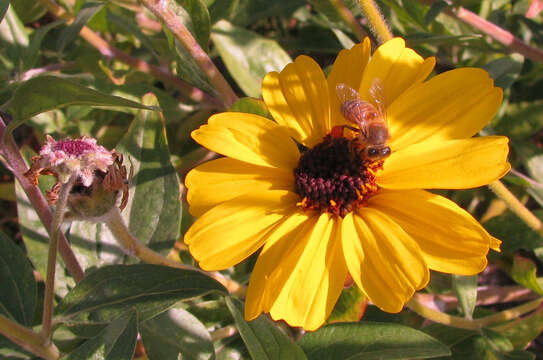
[25,135,131,213]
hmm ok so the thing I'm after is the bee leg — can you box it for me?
[331,125,359,138]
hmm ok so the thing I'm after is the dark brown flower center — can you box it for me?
[294,135,382,217]
[54,139,94,155]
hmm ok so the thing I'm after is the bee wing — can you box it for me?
[369,78,387,121]
[336,83,361,103]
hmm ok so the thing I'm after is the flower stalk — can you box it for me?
[359,0,393,43]
[488,180,543,238]
[41,176,75,342]
[407,295,543,330]
[140,0,238,108]
[0,314,59,360]
[104,207,246,295]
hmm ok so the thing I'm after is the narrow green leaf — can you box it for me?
[141,308,214,360]
[106,12,159,60]
[0,2,9,24]
[452,274,478,319]
[225,297,307,360]
[23,20,64,70]
[298,322,451,360]
[9,0,47,23]
[56,264,226,321]
[228,97,272,119]
[63,311,138,360]
[327,285,367,323]
[484,55,524,89]
[4,76,156,132]
[424,0,449,25]
[491,305,543,349]
[0,231,36,326]
[211,20,292,97]
[57,2,104,53]
[511,255,543,295]
[180,0,211,50]
[0,5,28,70]
[485,210,543,253]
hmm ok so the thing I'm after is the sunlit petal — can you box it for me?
[192,112,300,169]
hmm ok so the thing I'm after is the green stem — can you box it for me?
[359,0,393,43]
[104,207,247,296]
[407,295,543,330]
[41,177,75,342]
[140,0,238,108]
[0,315,59,360]
[488,180,543,238]
[330,0,367,41]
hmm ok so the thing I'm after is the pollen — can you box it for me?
[294,135,383,217]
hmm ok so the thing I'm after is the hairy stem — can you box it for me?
[359,0,393,43]
[0,115,85,282]
[41,177,75,342]
[37,0,221,107]
[489,180,543,238]
[407,294,543,330]
[0,314,59,360]
[140,0,238,108]
[105,207,246,296]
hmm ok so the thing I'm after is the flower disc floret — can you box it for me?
[294,135,381,217]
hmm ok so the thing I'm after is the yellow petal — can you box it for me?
[359,38,435,106]
[246,213,346,330]
[327,38,371,130]
[388,68,503,150]
[185,158,294,216]
[192,112,299,169]
[262,56,329,147]
[342,209,429,313]
[184,190,299,270]
[369,189,496,274]
[378,136,510,190]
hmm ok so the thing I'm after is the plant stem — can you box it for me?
[0,115,85,282]
[41,176,75,342]
[359,0,393,43]
[0,314,59,360]
[407,294,543,330]
[330,0,367,41]
[140,0,238,108]
[37,0,221,107]
[488,180,543,238]
[104,207,246,296]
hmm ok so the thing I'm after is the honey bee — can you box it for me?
[335,79,391,161]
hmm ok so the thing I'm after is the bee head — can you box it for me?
[364,146,391,161]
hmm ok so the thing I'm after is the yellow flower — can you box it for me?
[184,38,510,331]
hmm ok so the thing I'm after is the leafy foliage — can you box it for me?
[1,0,543,359]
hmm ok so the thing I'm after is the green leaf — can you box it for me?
[208,0,304,26]
[510,255,543,295]
[228,97,272,119]
[0,2,9,23]
[452,274,478,319]
[485,210,543,253]
[23,20,64,70]
[179,0,211,50]
[327,285,367,323]
[140,308,214,360]
[62,311,138,360]
[484,55,524,89]
[56,264,226,321]
[9,0,47,23]
[491,305,543,350]
[0,5,28,70]
[225,297,307,360]
[211,20,292,97]
[68,93,182,266]
[15,177,74,297]
[424,0,449,25]
[298,322,451,360]
[57,2,104,54]
[4,76,156,133]
[0,231,36,326]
